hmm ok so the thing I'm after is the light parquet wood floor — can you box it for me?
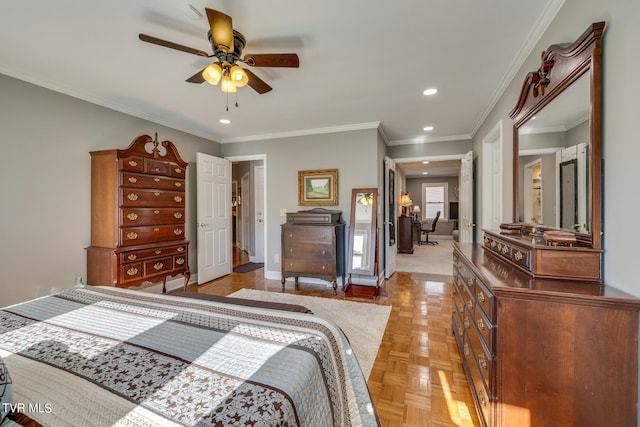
[185,246,480,427]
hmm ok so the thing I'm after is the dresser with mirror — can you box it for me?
[452,22,640,427]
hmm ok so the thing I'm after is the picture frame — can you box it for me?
[298,169,338,206]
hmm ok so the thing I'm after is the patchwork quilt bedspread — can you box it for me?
[0,287,378,426]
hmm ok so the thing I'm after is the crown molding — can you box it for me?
[220,122,381,143]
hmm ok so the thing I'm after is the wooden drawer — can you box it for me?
[120,188,185,207]
[283,242,333,260]
[121,172,185,191]
[144,159,185,178]
[120,262,143,282]
[474,278,495,322]
[467,322,494,391]
[511,244,531,269]
[282,226,333,243]
[143,256,173,276]
[119,156,144,173]
[282,257,335,275]
[173,254,187,269]
[120,225,185,246]
[120,208,185,226]
[119,244,187,263]
[473,307,494,354]
[464,338,492,427]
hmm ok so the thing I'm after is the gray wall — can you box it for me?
[0,74,220,306]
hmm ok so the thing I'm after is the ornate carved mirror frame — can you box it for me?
[510,22,604,249]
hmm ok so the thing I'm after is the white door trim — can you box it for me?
[482,120,503,231]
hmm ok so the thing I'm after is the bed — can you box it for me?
[0,286,379,426]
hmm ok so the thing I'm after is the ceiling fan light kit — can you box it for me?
[139,7,299,107]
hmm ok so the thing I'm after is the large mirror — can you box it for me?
[511,22,604,249]
[348,188,378,277]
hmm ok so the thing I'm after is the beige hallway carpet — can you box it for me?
[228,289,391,379]
[395,237,454,279]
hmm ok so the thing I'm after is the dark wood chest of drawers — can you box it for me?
[281,209,345,294]
[86,134,190,293]
[452,241,640,427]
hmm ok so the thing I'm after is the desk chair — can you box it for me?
[418,211,440,245]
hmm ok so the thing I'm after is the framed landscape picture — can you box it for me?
[298,169,338,206]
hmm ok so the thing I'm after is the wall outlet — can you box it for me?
[280,208,287,216]
[274,253,279,263]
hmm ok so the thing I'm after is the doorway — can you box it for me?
[226,155,267,271]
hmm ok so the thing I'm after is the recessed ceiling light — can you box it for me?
[220,119,231,124]
[423,88,438,96]
[422,160,430,164]
[422,172,429,175]
[423,126,434,131]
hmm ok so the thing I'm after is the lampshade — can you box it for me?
[413,205,421,213]
[229,65,249,87]
[220,74,237,93]
[401,194,411,206]
[202,63,222,85]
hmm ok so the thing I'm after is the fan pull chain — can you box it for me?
[226,91,229,112]
[235,91,239,108]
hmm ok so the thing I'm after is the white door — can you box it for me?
[196,153,232,284]
[240,172,250,253]
[253,165,265,262]
[459,151,475,243]
[384,157,397,278]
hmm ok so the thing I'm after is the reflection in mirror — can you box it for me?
[517,73,590,233]
[348,188,378,278]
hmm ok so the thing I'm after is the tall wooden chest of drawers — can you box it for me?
[452,241,640,427]
[281,209,345,294]
[86,134,190,293]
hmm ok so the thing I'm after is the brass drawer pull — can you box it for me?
[154,192,160,196]
[174,228,182,235]
[452,287,457,294]
[175,167,182,174]
[154,262,164,270]
[127,232,138,240]
[155,250,162,254]
[177,247,184,252]
[127,213,138,221]
[127,254,137,261]
[464,317,470,329]
[477,291,485,303]
[478,353,488,370]
[174,212,183,219]
[128,177,137,183]
[479,389,488,407]
[501,245,509,254]
[467,299,473,309]
[477,318,485,331]
[154,227,160,232]
[174,196,183,203]
[175,182,182,187]
[289,248,294,253]
[321,265,326,270]
[127,267,138,276]
[128,160,138,167]
[127,193,139,201]
[514,250,524,261]
[322,250,326,255]
[176,258,185,265]
[463,343,470,356]
[154,178,160,182]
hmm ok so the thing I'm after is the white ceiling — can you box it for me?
[0,0,561,151]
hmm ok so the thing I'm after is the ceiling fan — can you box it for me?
[139,8,299,96]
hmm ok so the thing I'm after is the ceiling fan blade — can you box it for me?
[206,8,234,53]
[243,53,300,68]
[244,68,272,94]
[186,67,207,84]
[138,34,211,57]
